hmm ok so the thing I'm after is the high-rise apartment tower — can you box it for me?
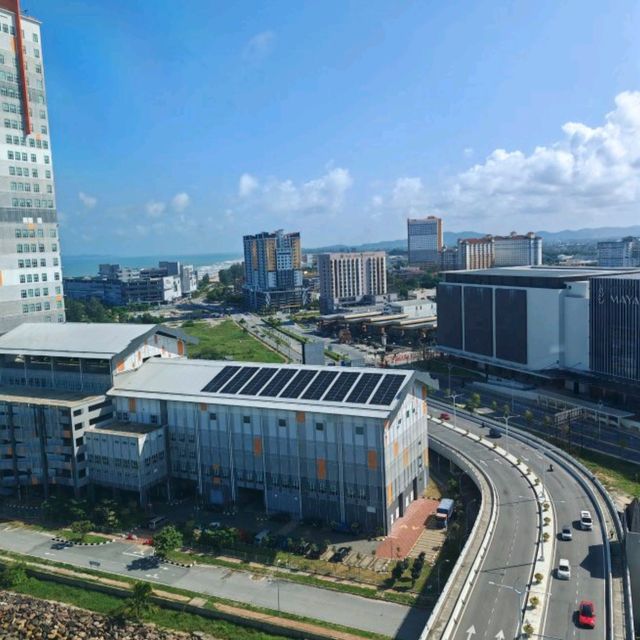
[318,251,387,313]
[243,229,307,311]
[0,0,64,333]
[407,216,442,267]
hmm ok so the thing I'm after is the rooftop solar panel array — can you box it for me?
[345,372,383,404]
[201,364,408,407]
[259,368,297,397]
[280,369,318,399]
[369,374,405,406]
[201,365,241,393]
[220,366,259,394]
[238,367,277,396]
[301,370,339,400]
[323,371,359,402]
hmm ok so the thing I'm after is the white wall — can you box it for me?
[526,288,562,370]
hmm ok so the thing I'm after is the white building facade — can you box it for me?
[318,251,387,313]
[0,1,64,333]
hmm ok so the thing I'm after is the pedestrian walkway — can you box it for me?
[375,498,439,559]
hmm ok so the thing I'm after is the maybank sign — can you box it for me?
[597,286,640,306]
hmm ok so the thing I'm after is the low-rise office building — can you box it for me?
[0,322,189,497]
[85,421,167,500]
[109,358,429,532]
[437,266,640,385]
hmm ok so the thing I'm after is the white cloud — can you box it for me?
[78,192,97,209]
[431,91,640,228]
[238,173,259,198]
[243,31,275,63]
[241,167,353,216]
[371,195,384,208]
[146,200,166,217]
[171,192,190,212]
[463,147,474,158]
[391,177,426,213]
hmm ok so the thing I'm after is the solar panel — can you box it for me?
[345,372,383,404]
[259,368,297,397]
[220,366,259,394]
[323,371,359,402]
[238,367,277,396]
[369,374,405,406]
[280,369,318,399]
[201,365,241,393]
[302,370,340,400]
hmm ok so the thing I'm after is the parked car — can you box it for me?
[557,558,571,580]
[126,533,138,541]
[561,525,573,541]
[439,412,451,421]
[147,515,167,530]
[330,546,351,563]
[577,600,596,628]
[489,426,502,438]
[254,529,271,545]
[580,510,593,531]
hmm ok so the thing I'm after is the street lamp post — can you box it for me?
[447,392,462,429]
[487,580,528,639]
[502,413,519,455]
[597,400,603,441]
[447,362,452,395]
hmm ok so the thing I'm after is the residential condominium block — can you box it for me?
[0,0,64,333]
[318,251,387,313]
[407,216,442,267]
[457,236,494,270]
[0,322,189,498]
[493,232,542,267]
[243,229,307,311]
[597,237,640,268]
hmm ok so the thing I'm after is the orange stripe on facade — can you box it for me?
[317,458,326,479]
[296,411,305,424]
[253,437,262,456]
[403,448,409,468]
[387,483,393,504]
[128,397,136,413]
[367,450,377,470]
[177,340,184,356]
[393,441,399,458]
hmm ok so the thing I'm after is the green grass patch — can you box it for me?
[56,530,108,545]
[183,320,285,363]
[573,448,640,498]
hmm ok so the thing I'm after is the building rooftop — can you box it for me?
[0,386,105,407]
[595,272,640,280]
[0,322,190,360]
[110,358,415,418]
[441,266,640,288]
[87,421,162,438]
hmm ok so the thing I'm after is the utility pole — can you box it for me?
[447,392,463,429]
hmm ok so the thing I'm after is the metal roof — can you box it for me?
[443,266,640,279]
[0,386,105,408]
[0,322,190,360]
[110,358,415,418]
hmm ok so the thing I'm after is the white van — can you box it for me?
[580,510,593,531]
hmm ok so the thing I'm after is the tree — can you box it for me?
[152,525,183,558]
[524,410,534,426]
[117,581,155,620]
[391,560,404,582]
[71,519,93,542]
[491,400,498,412]
[502,403,511,417]
[92,499,120,531]
[410,559,423,585]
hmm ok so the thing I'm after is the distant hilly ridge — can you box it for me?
[307,225,640,253]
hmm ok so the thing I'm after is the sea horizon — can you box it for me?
[61,252,243,278]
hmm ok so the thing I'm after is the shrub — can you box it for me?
[543,532,550,542]
[543,517,550,526]
[523,622,534,637]
[152,525,183,558]
[0,562,28,588]
[534,572,543,584]
[529,595,539,609]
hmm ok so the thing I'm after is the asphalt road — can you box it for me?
[0,523,429,639]
[429,400,606,640]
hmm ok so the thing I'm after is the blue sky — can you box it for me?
[30,0,640,256]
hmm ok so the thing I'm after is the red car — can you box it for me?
[439,412,451,421]
[577,600,596,628]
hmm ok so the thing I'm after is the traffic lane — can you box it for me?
[435,410,606,640]
[0,526,423,640]
[432,425,538,640]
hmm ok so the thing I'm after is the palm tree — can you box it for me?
[118,582,155,620]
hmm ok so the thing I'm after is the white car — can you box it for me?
[561,525,573,541]
[580,510,593,531]
[557,558,571,580]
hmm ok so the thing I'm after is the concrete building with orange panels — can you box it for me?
[109,359,429,533]
[0,323,190,498]
[0,0,64,333]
